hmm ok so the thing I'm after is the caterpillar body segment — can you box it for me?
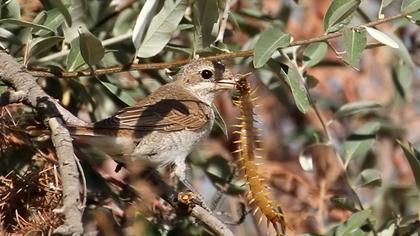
[234,75,286,235]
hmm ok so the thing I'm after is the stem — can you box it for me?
[216,0,234,42]
[28,10,417,78]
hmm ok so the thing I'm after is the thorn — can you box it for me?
[258,216,264,225]
[249,198,256,204]
[253,207,259,216]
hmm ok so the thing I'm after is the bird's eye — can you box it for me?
[200,69,213,79]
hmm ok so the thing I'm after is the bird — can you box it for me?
[67,59,236,183]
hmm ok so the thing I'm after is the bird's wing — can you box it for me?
[94,99,212,132]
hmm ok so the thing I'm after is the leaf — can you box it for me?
[34,9,64,36]
[113,7,135,36]
[343,28,367,68]
[392,62,413,104]
[303,42,328,67]
[0,27,21,44]
[66,38,87,71]
[29,36,63,58]
[50,0,72,26]
[401,0,420,13]
[268,60,310,113]
[331,196,358,212]
[344,122,381,167]
[164,43,192,55]
[336,209,372,236]
[333,101,381,119]
[213,105,228,138]
[379,0,394,18]
[0,0,20,19]
[357,169,382,187]
[382,0,394,7]
[253,28,291,68]
[97,78,136,106]
[411,10,420,23]
[78,26,105,66]
[136,0,188,58]
[0,18,54,32]
[397,141,420,190]
[363,26,399,49]
[388,34,416,68]
[324,0,361,33]
[193,0,219,48]
[205,155,232,184]
[132,0,160,51]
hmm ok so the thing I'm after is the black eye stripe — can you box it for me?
[200,69,213,79]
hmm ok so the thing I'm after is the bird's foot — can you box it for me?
[179,179,212,213]
[172,163,212,212]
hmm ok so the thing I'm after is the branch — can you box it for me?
[139,168,235,236]
[0,51,84,236]
[27,10,416,78]
[215,0,235,42]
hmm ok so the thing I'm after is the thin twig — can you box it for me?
[216,0,234,42]
[27,10,417,78]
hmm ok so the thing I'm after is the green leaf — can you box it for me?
[34,9,65,36]
[411,10,420,25]
[401,0,420,13]
[324,0,361,33]
[379,0,394,18]
[78,26,105,66]
[132,0,160,51]
[268,60,310,113]
[29,36,64,58]
[382,0,394,7]
[389,34,416,68]
[164,43,192,55]
[303,42,328,67]
[50,0,72,26]
[253,28,291,68]
[392,62,413,104]
[97,78,136,106]
[343,28,367,68]
[336,209,372,236]
[357,169,382,187]
[0,27,21,44]
[205,155,232,184]
[363,26,399,49]
[333,101,381,119]
[0,0,20,19]
[113,7,136,36]
[0,18,54,32]
[193,0,219,48]
[66,38,87,71]
[136,0,188,58]
[344,122,381,167]
[397,141,420,190]
[331,196,358,212]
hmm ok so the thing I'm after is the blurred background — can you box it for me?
[0,0,419,235]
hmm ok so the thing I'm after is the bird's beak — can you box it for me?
[215,79,236,90]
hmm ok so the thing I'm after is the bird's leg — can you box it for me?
[172,162,212,212]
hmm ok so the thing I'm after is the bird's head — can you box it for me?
[174,59,235,105]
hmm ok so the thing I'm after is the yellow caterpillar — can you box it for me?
[233,74,286,235]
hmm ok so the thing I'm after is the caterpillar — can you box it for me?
[233,74,286,235]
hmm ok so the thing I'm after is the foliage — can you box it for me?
[0,0,419,235]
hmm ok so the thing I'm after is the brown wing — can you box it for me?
[93,84,212,132]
